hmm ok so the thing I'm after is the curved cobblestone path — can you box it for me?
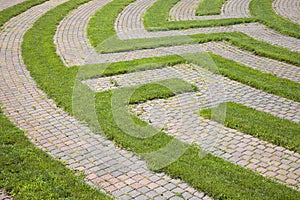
[0,0,211,199]
[0,0,26,11]
[1,0,300,198]
[273,0,300,25]
[169,0,251,21]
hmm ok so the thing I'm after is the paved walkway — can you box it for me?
[1,0,300,198]
[0,0,211,199]
[273,0,300,25]
[0,0,26,11]
[169,0,251,21]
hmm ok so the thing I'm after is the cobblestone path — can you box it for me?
[273,0,300,25]
[1,0,300,199]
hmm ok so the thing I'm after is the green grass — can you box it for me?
[200,102,300,153]
[250,0,300,39]
[20,0,300,198]
[196,0,227,16]
[0,109,111,199]
[143,0,253,31]
[0,0,49,28]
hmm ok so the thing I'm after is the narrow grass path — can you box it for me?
[0,109,111,199]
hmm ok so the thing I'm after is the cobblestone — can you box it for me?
[273,0,300,25]
[0,0,211,199]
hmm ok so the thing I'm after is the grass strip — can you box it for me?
[250,0,300,39]
[0,0,49,28]
[87,0,300,67]
[196,0,227,16]
[0,109,111,199]
[200,102,300,153]
[143,0,253,31]
[22,0,300,198]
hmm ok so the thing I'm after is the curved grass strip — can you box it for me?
[250,0,300,39]
[196,0,227,16]
[143,0,254,31]
[0,109,111,199]
[200,102,300,153]
[0,0,49,27]
[22,0,300,198]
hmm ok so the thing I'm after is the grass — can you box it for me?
[0,109,111,199]
[20,0,300,198]
[143,0,253,31]
[0,0,49,28]
[200,102,300,153]
[196,0,227,16]
[250,0,300,39]
[87,0,300,67]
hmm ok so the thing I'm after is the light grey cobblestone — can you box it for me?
[0,0,211,199]
[0,0,26,11]
[169,0,251,21]
[273,0,300,25]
